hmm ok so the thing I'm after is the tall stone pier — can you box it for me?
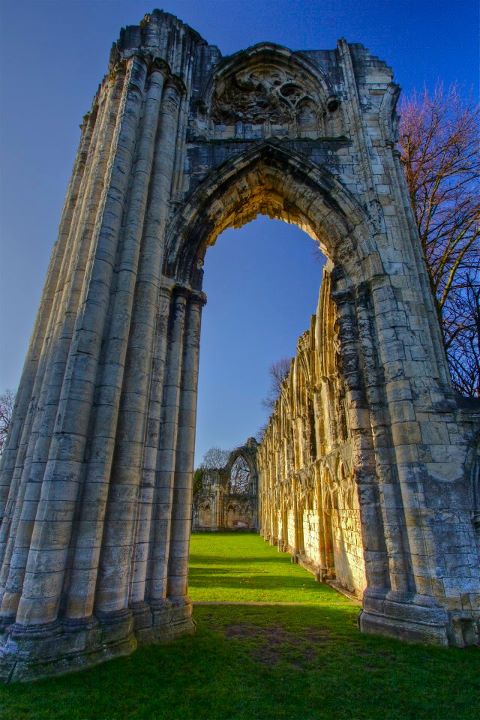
[0,10,479,681]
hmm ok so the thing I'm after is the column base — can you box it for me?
[0,598,195,683]
[359,609,449,645]
[359,589,479,647]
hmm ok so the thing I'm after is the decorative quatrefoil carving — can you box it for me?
[212,65,322,127]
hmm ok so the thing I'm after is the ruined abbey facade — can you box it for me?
[259,267,367,597]
[192,439,258,532]
[0,10,479,681]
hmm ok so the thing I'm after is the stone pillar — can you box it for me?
[13,56,148,628]
[0,104,96,517]
[0,76,114,586]
[168,292,205,601]
[332,287,391,593]
[292,478,299,559]
[0,102,95,600]
[0,64,129,624]
[215,484,221,530]
[65,60,165,621]
[129,284,172,610]
[149,289,188,604]
[127,73,185,612]
[87,63,176,619]
[354,284,412,598]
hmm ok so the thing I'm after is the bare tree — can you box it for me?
[399,83,480,396]
[262,357,292,410]
[201,447,230,470]
[445,276,480,397]
[0,389,15,456]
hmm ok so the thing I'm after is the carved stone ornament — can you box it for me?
[211,64,322,126]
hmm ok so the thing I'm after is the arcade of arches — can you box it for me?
[258,266,367,598]
[0,10,479,682]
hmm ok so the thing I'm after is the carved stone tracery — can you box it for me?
[192,441,258,531]
[212,64,323,127]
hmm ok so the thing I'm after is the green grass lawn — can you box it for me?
[189,531,348,603]
[0,532,479,720]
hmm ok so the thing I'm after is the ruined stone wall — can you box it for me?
[258,266,367,597]
[192,440,258,531]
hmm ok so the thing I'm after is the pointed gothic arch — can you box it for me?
[192,440,258,532]
[164,141,373,287]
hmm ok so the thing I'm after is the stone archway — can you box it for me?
[0,10,479,682]
[192,439,258,531]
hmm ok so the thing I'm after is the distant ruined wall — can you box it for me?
[258,265,367,597]
[192,440,258,531]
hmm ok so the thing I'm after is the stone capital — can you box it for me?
[165,75,187,97]
[189,289,207,308]
[148,57,171,78]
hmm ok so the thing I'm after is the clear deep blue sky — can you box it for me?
[0,0,478,464]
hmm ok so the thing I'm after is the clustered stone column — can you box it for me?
[0,20,206,680]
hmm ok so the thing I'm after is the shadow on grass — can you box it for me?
[189,554,291,565]
[1,604,479,720]
[2,534,478,720]
[189,568,336,593]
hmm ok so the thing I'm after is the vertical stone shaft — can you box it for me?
[0,106,96,511]
[368,288,439,598]
[0,89,108,524]
[0,107,96,558]
[0,70,121,615]
[94,75,183,614]
[148,290,187,603]
[14,57,147,627]
[167,294,203,600]
[128,77,185,605]
[313,471,326,573]
[333,291,390,591]
[129,286,172,605]
[0,74,122,618]
[292,478,300,556]
[65,63,164,620]
[125,77,184,607]
[355,289,412,596]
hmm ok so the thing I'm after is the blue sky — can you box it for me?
[0,0,478,464]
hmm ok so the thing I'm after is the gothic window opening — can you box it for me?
[229,456,251,494]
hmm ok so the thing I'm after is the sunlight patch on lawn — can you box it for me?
[188,532,352,605]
